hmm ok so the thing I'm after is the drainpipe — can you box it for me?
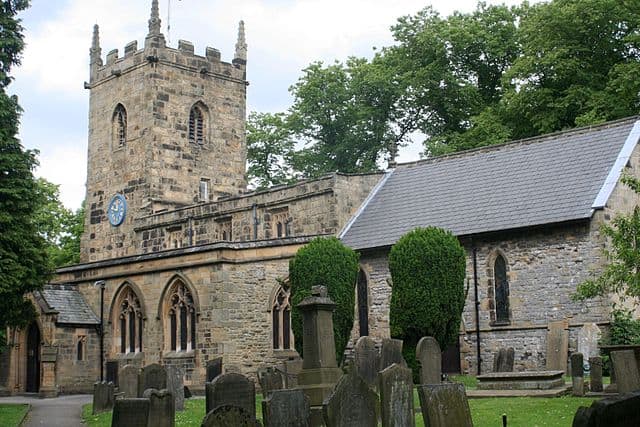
[473,244,482,375]
[252,203,258,239]
[188,216,193,246]
[94,280,106,382]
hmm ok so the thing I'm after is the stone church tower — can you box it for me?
[81,0,248,262]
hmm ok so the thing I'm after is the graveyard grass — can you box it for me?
[83,393,597,427]
[0,404,29,427]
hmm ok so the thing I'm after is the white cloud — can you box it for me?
[34,141,87,210]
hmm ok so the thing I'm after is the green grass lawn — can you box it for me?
[0,404,30,427]
[83,393,596,427]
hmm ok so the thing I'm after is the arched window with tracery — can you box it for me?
[494,254,510,323]
[272,285,293,350]
[114,286,143,354]
[112,104,127,148]
[164,280,197,352]
[189,104,206,144]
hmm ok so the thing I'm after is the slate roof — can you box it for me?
[341,117,640,250]
[38,284,100,325]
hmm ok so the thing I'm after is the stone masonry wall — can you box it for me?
[82,32,247,264]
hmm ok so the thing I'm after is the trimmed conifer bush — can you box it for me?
[289,236,359,363]
[389,226,466,381]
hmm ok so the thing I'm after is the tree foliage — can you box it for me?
[0,0,47,329]
[246,0,640,178]
[389,227,466,380]
[289,237,359,363]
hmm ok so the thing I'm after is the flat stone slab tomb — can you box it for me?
[477,371,565,390]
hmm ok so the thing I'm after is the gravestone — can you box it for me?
[546,319,569,372]
[201,405,256,427]
[380,338,405,371]
[417,383,473,427]
[283,359,303,388]
[92,381,115,415]
[257,367,284,398]
[416,337,441,384]
[572,390,640,427]
[143,388,175,427]
[354,336,379,389]
[206,357,223,382]
[138,363,167,397]
[322,371,378,427]
[493,348,515,373]
[166,366,185,411]
[379,363,415,427]
[578,323,602,365]
[610,350,640,393]
[106,361,119,387]
[119,364,139,398]
[262,389,310,427]
[296,286,344,425]
[590,356,603,392]
[205,372,256,418]
[111,398,150,427]
[571,352,585,396]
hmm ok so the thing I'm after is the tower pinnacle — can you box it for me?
[234,20,247,63]
[90,24,102,63]
[148,0,162,36]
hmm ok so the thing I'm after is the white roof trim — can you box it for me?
[339,170,394,240]
[592,120,640,209]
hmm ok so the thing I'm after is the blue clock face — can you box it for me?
[107,194,127,226]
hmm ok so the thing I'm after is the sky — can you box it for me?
[12,0,534,209]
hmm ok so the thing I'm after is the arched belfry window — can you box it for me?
[357,269,369,336]
[494,254,510,323]
[272,285,293,350]
[189,103,206,144]
[114,286,143,354]
[112,104,127,148]
[164,280,197,352]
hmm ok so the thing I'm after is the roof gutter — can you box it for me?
[591,120,640,211]
[339,170,394,240]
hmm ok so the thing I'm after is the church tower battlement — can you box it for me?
[82,0,248,263]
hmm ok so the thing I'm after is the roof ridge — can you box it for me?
[398,115,640,169]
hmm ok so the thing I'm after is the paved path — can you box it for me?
[0,394,91,427]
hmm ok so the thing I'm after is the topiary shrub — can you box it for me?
[289,236,359,363]
[389,226,466,382]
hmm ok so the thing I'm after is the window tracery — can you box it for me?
[114,286,143,354]
[164,281,196,352]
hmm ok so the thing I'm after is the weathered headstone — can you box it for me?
[416,337,441,384]
[379,363,415,427]
[283,359,303,388]
[262,389,310,427]
[143,388,175,427]
[590,356,604,393]
[119,364,139,399]
[206,357,223,382]
[417,383,473,427]
[572,390,640,427]
[257,367,284,398]
[578,323,602,365]
[493,347,515,373]
[610,350,640,393]
[138,363,167,397]
[546,319,569,372]
[571,352,585,396]
[201,405,256,427]
[354,336,379,389]
[111,398,150,427]
[92,381,115,415]
[106,361,119,387]
[296,286,344,425]
[166,366,185,411]
[322,371,378,427]
[380,338,405,372]
[205,372,256,418]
